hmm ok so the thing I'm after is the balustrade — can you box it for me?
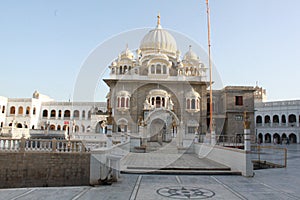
[0,138,86,153]
[0,138,20,151]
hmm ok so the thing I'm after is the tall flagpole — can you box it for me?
[206,0,214,141]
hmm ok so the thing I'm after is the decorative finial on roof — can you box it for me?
[189,45,192,51]
[157,12,161,26]
[156,12,162,29]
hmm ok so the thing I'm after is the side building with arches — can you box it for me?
[255,99,300,144]
[0,91,107,140]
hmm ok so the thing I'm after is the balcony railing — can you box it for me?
[216,135,244,147]
[256,123,299,128]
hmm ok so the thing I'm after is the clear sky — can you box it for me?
[1,0,300,101]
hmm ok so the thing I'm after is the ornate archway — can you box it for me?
[144,109,180,143]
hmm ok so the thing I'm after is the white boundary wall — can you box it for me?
[194,143,254,177]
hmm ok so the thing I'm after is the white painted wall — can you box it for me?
[194,143,254,177]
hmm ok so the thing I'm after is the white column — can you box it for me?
[177,121,183,147]
[211,130,216,145]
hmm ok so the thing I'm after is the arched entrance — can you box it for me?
[282,133,287,143]
[96,120,107,133]
[289,133,297,143]
[149,118,165,142]
[265,133,271,143]
[273,133,280,144]
[49,124,56,130]
[145,109,179,143]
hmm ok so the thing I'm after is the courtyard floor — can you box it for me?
[0,144,299,200]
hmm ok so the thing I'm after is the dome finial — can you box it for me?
[189,45,192,51]
[157,12,161,26]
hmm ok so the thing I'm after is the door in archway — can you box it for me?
[149,118,166,142]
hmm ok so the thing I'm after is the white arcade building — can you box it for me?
[0,91,107,144]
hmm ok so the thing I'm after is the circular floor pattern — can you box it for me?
[157,186,215,199]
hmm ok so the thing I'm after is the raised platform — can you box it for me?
[121,152,241,175]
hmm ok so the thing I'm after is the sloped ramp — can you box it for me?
[121,153,241,175]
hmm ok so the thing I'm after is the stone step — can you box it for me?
[121,169,241,176]
[126,166,231,171]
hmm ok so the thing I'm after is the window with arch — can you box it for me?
[156,64,161,74]
[2,106,5,114]
[42,109,48,118]
[264,115,271,124]
[50,110,56,118]
[186,98,200,111]
[63,125,69,131]
[75,125,80,132]
[10,106,15,115]
[26,106,30,115]
[163,65,167,74]
[121,97,125,107]
[57,125,61,131]
[162,98,165,107]
[288,114,296,123]
[88,110,91,119]
[18,106,23,115]
[149,63,168,75]
[256,116,262,124]
[49,124,56,130]
[126,98,129,108]
[155,97,161,108]
[191,99,196,109]
[273,115,279,124]
[151,65,155,74]
[73,110,80,119]
[58,110,62,118]
[82,110,86,119]
[187,99,190,109]
[64,110,70,118]
[33,107,36,115]
[117,97,130,109]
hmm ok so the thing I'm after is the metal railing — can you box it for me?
[216,135,244,147]
[251,145,287,168]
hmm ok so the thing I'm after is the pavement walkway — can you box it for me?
[0,144,299,200]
